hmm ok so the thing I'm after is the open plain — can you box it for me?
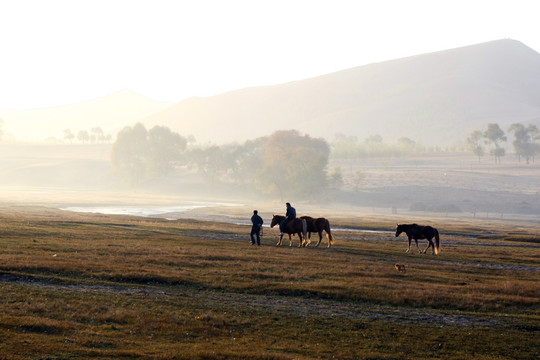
[0,204,538,359]
[0,145,538,359]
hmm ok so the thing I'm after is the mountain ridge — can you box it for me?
[142,39,540,146]
[2,39,539,146]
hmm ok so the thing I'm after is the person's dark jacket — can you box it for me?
[286,206,296,220]
[251,214,263,230]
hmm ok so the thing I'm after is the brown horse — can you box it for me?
[300,216,334,248]
[270,215,308,247]
[395,223,440,255]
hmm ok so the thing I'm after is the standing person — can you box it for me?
[250,210,264,246]
[280,202,296,236]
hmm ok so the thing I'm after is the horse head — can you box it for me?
[270,214,283,228]
[395,224,404,237]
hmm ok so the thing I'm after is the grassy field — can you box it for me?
[0,205,538,359]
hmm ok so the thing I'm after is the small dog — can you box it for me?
[394,263,407,273]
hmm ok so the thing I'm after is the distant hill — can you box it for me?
[0,90,173,142]
[142,39,540,146]
[4,40,539,146]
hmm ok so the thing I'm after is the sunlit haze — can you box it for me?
[0,2,538,355]
[1,0,538,110]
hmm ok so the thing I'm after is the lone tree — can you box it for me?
[257,130,329,200]
[466,130,484,162]
[77,130,90,144]
[483,123,507,163]
[508,123,540,164]
[90,127,105,143]
[63,128,75,143]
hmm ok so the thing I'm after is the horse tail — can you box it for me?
[434,228,440,255]
[325,219,334,244]
[301,219,307,246]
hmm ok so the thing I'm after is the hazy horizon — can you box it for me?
[1,1,539,221]
[2,39,540,146]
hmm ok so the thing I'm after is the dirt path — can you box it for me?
[0,272,509,328]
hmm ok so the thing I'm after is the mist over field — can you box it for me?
[0,40,539,221]
[3,2,540,357]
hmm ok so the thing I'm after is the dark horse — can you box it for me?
[270,215,308,247]
[395,223,440,255]
[300,216,334,248]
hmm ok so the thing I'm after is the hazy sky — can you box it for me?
[0,0,537,110]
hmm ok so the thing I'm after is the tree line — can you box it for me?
[330,133,426,159]
[110,122,539,200]
[111,124,329,200]
[63,127,112,144]
[466,122,540,163]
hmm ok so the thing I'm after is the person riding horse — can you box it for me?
[280,202,296,236]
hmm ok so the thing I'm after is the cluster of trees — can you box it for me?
[63,127,112,144]
[111,124,188,185]
[111,124,330,199]
[110,121,538,199]
[467,122,540,163]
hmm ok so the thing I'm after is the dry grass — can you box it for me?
[0,206,538,359]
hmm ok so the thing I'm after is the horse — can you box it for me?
[270,215,308,247]
[300,216,334,248]
[395,223,440,255]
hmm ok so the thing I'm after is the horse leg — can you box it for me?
[277,234,283,246]
[423,238,432,254]
[323,230,331,248]
[315,231,323,247]
[289,234,293,247]
[326,233,332,248]
[427,238,436,255]
[406,237,412,253]
[325,222,333,248]
[414,238,422,254]
[305,232,311,247]
[423,242,430,254]
[298,232,305,247]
